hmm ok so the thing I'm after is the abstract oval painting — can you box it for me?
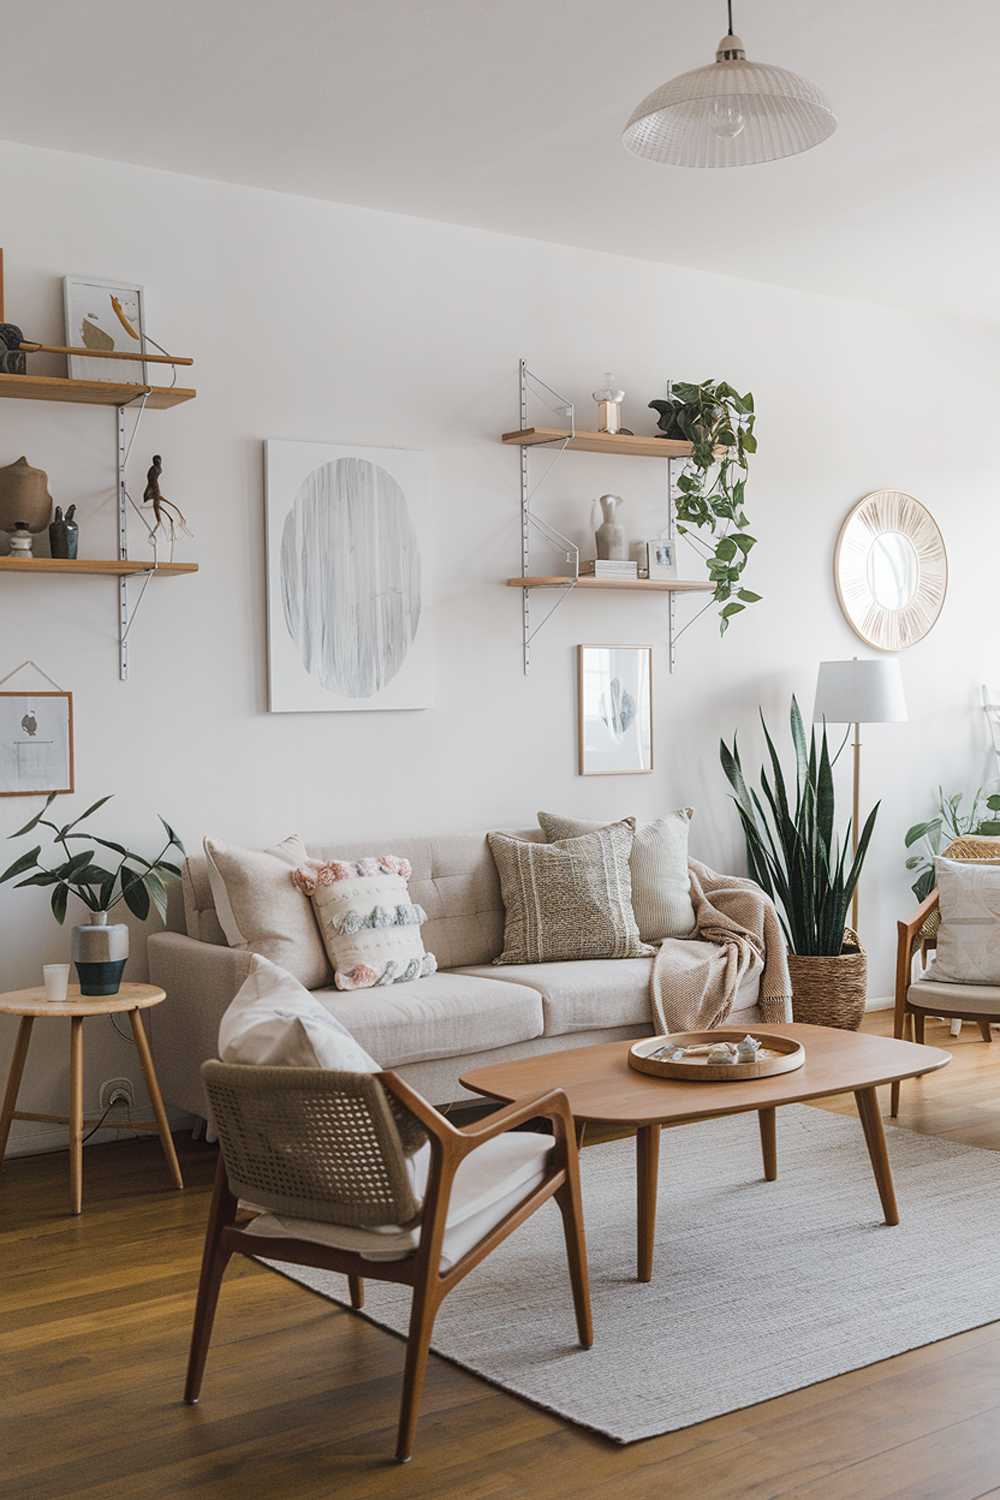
[279,457,422,699]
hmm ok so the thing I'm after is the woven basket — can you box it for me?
[788,928,867,1031]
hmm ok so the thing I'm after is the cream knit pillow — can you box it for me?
[933,856,1000,985]
[292,856,437,992]
[537,808,695,943]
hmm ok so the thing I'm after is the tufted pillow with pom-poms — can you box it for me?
[291,856,437,992]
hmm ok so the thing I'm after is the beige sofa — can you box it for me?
[147,829,765,1118]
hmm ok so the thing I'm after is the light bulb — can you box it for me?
[710,99,745,141]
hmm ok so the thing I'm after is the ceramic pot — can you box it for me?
[594,494,626,560]
[0,456,53,534]
[71,910,129,997]
[49,505,79,559]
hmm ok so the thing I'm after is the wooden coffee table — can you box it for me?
[461,1023,950,1283]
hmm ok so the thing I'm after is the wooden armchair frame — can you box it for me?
[184,1069,592,1464]
[892,889,994,1116]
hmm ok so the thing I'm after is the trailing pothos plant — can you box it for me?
[0,793,185,924]
[649,379,759,634]
[720,697,879,955]
[904,787,1000,901]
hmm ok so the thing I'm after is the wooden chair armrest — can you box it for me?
[456,1088,574,1153]
[898,889,940,953]
[378,1071,464,1146]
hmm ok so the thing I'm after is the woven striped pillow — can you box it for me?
[537,808,695,943]
[488,819,652,965]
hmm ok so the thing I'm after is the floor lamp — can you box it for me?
[813,658,909,933]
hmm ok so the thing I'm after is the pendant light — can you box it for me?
[622,1,836,169]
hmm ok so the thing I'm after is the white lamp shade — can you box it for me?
[622,33,836,169]
[813,659,909,726]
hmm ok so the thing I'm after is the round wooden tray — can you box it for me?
[629,1029,806,1083]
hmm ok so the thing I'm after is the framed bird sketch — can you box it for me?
[577,645,653,776]
[0,691,74,797]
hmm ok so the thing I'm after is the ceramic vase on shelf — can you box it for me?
[49,505,79,559]
[593,494,626,560]
[71,910,129,996]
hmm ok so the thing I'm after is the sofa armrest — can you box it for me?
[147,932,255,1118]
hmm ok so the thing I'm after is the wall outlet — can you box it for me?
[99,1077,135,1113]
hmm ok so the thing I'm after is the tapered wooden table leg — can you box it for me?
[855,1085,899,1226]
[69,1017,84,1216]
[0,1016,33,1165]
[758,1107,777,1181]
[635,1123,660,1283]
[129,1009,183,1190]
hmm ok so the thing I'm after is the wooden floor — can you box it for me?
[7,1012,1000,1499]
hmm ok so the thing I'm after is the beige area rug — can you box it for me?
[260,1105,1000,1444]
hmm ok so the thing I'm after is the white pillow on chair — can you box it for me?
[933,856,1000,985]
[219,954,379,1072]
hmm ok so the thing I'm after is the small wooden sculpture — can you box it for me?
[142,455,188,540]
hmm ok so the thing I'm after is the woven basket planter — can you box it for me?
[788,928,867,1031]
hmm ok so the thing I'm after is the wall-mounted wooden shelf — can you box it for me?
[501,426,694,459]
[0,372,196,409]
[0,558,197,577]
[505,575,713,593]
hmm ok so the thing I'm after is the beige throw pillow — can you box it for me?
[488,819,652,965]
[933,856,1000,985]
[537,808,695,942]
[203,833,331,989]
[291,855,437,992]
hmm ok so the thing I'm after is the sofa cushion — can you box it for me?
[313,970,544,1067]
[291,855,436,990]
[457,945,762,1036]
[910,965,1000,1015]
[203,833,331,989]
[537,808,696,942]
[244,1129,554,1269]
[218,955,379,1071]
[932,856,1000,985]
[488,821,652,966]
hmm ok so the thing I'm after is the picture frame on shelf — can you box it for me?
[62,276,147,383]
[0,691,74,797]
[577,645,653,777]
[631,538,677,581]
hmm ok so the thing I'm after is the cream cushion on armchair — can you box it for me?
[908,961,1000,1015]
[244,1129,554,1270]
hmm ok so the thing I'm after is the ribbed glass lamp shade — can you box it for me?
[623,33,836,168]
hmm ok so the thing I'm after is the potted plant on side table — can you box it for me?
[0,793,185,996]
[720,697,879,1030]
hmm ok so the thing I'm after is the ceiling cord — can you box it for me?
[727,0,734,35]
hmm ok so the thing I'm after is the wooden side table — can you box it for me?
[0,982,183,1215]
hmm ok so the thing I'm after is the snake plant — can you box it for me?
[720,697,879,955]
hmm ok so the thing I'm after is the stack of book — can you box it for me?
[580,559,639,580]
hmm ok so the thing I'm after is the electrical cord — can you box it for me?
[108,1013,136,1048]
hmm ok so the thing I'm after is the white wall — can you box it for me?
[1,141,997,1153]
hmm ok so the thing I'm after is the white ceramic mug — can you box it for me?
[42,963,71,1003]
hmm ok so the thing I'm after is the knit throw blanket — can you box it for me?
[649,859,792,1034]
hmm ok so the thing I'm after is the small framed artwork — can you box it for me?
[0,692,74,797]
[577,645,653,776]
[63,275,147,382]
[630,538,677,580]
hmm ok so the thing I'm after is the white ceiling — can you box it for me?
[3,0,998,323]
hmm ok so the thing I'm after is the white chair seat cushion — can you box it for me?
[909,964,1000,1015]
[314,971,544,1067]
[243,1129,554,1270]
[456,951,761,1036]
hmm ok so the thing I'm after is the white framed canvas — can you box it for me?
[0,692,74,797]
[63,275,147,382]
[577,645,653,776]
[265,440,433,713]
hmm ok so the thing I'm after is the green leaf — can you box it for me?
[737,589,762,603]
[122,877,151,921]
[13,871,62,888]
[9,793,57,839]
[715,538,737,562]
[976,820,1000,836]
[912,868,936,902]
[51,883,69,924]
[904,819,941,848]
[904,855,925,870]
[0,846,42,883]
[156,859,182,878]
[144,869,169,925]
[720,602,745,619]
[60,795,113,835]
[157,815,185,853]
